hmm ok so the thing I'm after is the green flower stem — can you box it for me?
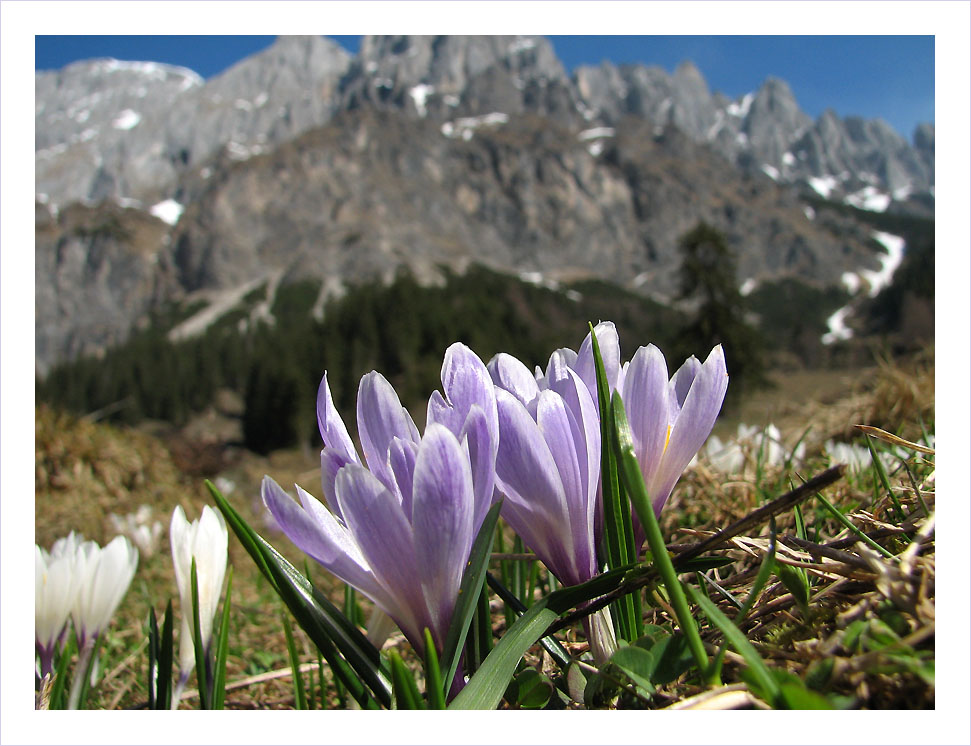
[66,637,97,709]
[610,393,717,686]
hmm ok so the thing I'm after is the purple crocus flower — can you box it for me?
[488,354,601,588]
[262,343,495,661]
[488,350,618,661]
[574,322,729,518]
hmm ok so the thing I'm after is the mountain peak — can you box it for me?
[214,35,350,82]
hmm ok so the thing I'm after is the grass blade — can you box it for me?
[147,600,175,709]
[157,600,174,710]
[282,610,308,709]
[814,488,895,559]
[190,559,211,709]
[464,583,494,676]
[449,599,560,709]
[147,607,159,710]
[451,564,640,709]
[211,569,232,710]
[864,433,906,521]
[685,584,780,706]
[708,519,779,681]
[486,572,572,669]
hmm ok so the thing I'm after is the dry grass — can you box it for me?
[34,349,935,710]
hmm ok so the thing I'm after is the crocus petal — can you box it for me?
[320,447,353,520]
[574,321,622,405]
[488,352,540,407]
[494,388,579,583]
[35,545,78,655]
[357,372,420,489]
[388,436,419,516]
[670,354,702,409]
[336,464,428,646]
[316,373,360,465]
[535,391,583,525]
[426,389,461,434]
[535,389,596,581]
[460,404,497,532]
[411,424,474,643]
[544,348,578,388]
[74,536,138,644]
[622,344,671,487]
[649,345,728,511]
[170,505,191,602]
[440,342,498,446]
[263,477,369,589]
[170,506,228,674]
[194,508,228,641]
[547,368,601,535]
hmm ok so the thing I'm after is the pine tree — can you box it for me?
[676,221,767,399]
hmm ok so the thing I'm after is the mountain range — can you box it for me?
[35,35,934,374]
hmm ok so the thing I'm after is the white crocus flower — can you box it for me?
[109,505,164,557]
[66,535,138,708]
[71,536,139,648]
[170,505,228,706]
[35,539,83,678]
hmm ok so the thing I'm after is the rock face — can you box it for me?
[35,200,180,368]
[35,35,934,374]
[36,35,351,206]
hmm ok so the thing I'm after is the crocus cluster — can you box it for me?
[705,423,806,475]
[263,322,727,671]
[35,533,139,707]
[824,439,896,475]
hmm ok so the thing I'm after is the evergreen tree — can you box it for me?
[675,221,767,399]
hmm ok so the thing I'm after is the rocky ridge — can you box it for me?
[35,35,933,374]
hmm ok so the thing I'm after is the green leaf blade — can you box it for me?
[589,323,641,642]
[610,393,712,682]
[440,499,502,694]
[206,479,391,709]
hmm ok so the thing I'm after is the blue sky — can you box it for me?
[36,34,935,141]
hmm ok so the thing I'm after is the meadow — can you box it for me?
[35,341,935,710]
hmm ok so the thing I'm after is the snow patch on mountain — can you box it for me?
[822,306,854,345]
[727,92,754,118]
[409,84,434,117]
[111,109,141,130]
[761,164,780,181]
[578,127,615,141]
[861,232,905,296]
[441,113,509,140]
[150,199,184,226]
[845,186,890,212]
[808,175,839,199]
[841,272,862,294]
